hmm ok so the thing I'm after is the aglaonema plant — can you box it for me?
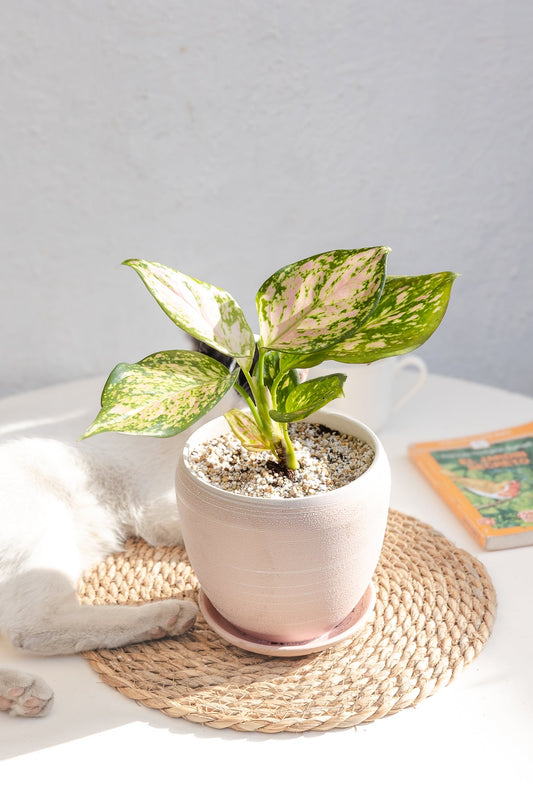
[83,247,457,469]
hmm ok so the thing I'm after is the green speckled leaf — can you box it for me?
[82,350,236,438]
[262,350,283,388]
[324,272,458,363]
[262,351,300,408]
[269,373,346,423]
[125,259,255,371]
[256,247,388,354]
[224,408,271,452]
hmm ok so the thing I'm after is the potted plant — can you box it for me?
[84,247,456,654]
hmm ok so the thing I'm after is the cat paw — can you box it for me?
[146,599,197,640]
[0,669,54,717]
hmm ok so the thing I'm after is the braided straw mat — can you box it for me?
[78,509,496,733]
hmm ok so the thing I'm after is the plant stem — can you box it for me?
[240,364,267,422]
[270,367,302,468]
[281,423,300,470]
[240,359,281,454]
[256,348,266,388]
[233,382,264,430]
[240,365,258,401]
[253,350,279,439]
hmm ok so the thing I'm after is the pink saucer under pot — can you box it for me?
[198,583,376,657]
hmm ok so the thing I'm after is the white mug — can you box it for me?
[309,355,427,432]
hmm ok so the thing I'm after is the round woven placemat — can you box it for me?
[78,509,496,733]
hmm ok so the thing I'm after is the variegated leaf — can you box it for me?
[273,369,300,410]
[324,272,458,363]
[82,350,236,438]
[262,350,283,387]
[224,408,271,452]
[256,247,388,354]
[125,259,256,371]
[262,351,300,408]
[269,373,346,423]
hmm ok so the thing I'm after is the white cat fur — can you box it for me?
[0,392,239,717]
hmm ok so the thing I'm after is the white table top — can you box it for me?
[0,372,532,798]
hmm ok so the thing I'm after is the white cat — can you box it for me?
[0,356,242,717]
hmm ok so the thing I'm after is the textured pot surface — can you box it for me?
[175,411,391,644]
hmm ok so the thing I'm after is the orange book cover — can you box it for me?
[408,421,533,550]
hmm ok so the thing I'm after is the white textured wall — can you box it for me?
[1,0,532,398]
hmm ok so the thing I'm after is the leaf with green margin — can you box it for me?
[262,350,282,388]
[124,259,255,371]
[274,370,300,410]
[82,350,236,438]
[224,408,271,452]
[262,351,300,408]
[269,373,347,423]
[256,247,388,354]
[322,272,458,363]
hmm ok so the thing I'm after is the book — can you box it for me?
[408,421,533,550]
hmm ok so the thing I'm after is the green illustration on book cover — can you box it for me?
[431,436,533,530]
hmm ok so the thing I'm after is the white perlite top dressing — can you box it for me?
[186,422,375,498]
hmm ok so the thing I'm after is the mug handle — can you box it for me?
[391,355,427,414]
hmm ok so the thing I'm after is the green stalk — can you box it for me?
[233,382,264,430]
[270,366,301,468]
[281,422,299,470]
[240,364,267,426]
[240,358,281,457]
[253,349,280,442]
[240,364,258,401]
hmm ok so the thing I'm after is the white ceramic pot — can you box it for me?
[175,410,391,647]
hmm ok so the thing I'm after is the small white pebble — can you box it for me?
[187,422,375,499]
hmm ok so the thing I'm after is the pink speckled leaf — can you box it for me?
[82,350,236,438]
[125,260,255,371]
[256,247,388,354]
[324,272,458,363]
[224,408,271,452]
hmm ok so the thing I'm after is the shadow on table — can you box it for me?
[0,637,345,759]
